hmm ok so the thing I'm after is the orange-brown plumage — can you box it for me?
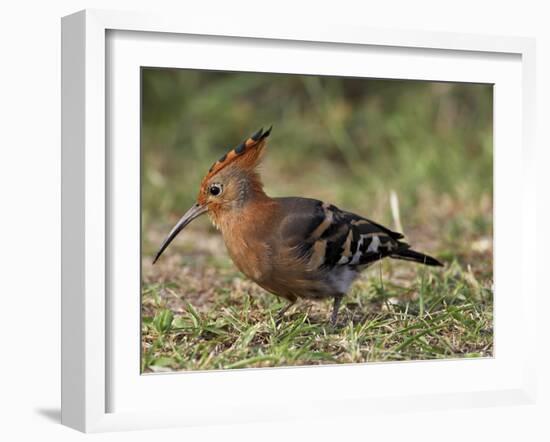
[154,127,443,325]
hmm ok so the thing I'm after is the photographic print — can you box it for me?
[141,69,493,372]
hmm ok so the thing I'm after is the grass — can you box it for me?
[141,221,493,372]
[140,69,493,372]
[142,262,492,372]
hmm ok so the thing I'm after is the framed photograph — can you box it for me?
[61,9,537,432]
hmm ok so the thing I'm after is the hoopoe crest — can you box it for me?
[154,127,443,325]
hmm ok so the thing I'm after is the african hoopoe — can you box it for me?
[154,127,443,325]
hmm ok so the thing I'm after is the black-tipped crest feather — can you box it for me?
[251,127,264,141]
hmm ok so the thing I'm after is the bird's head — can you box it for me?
[153,126,272,264]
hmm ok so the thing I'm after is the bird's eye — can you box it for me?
[209,183,223,196]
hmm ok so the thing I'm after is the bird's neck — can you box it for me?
[211,192,279,283]
[211,192,276,233]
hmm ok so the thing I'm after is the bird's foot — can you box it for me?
[330,294,344,327]
[274,300,295,325]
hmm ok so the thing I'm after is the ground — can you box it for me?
[141,202,493,372]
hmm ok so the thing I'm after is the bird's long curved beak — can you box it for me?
[153,203,207,264]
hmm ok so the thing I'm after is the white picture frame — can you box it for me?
[61,9,537,433]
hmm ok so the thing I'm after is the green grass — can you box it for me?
[142,252,492,372]
[140,69,493,372]
[141,225,493,372]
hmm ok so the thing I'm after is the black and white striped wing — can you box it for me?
[277,197,408,271]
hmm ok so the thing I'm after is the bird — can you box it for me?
[153,127,443,325]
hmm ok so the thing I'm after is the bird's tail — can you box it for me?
[390,248,443,267]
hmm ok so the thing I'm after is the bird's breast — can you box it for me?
[223,231,272,283]
[217,202,279,284]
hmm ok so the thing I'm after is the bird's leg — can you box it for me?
[276,299,296,323]
[330,294,344,326]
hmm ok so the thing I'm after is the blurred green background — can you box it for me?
[141,68,493,272]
